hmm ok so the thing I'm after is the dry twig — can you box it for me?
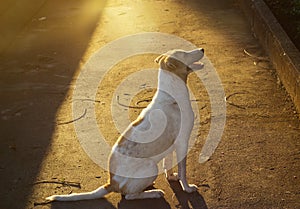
[243,48,269,61]
[117,95,147,109]
[57,109,87,125]
[33,200,52,206]
[117,95,205,109]
[225,92,248,109]
[33,180,81,188]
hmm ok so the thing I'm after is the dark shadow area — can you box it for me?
[0,0,47,53]
[48,185,171,209]
[263,0,300,50]
[175,0,253,49]
[116,185,171,209]
[168,180,208,209]
[0,0,107,208]
[51,199,116,209]
[118,196,171,209]
[48,194,171,209]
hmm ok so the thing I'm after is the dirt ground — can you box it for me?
[0,0,299,208]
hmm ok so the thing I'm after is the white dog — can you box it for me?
[46,48,205,201]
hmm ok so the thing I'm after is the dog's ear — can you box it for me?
[155,54,165,64]
[156,55,177,70]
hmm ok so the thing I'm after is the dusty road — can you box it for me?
[0,0,299,208]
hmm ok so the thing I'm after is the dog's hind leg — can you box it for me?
[125,189,164,200]
[118,157,165,200]
[46,183,112,201]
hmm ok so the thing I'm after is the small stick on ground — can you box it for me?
[136,97,152,106]
[225,92,248,110]
[117,95,146,109]
[57,109,87,125]
[243,48,269,61]
[73,98,102,103]
[33,180,81,188]
[34,201,52,206]
[117,95,205,109]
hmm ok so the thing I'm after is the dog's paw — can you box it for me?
[166,172,180,181]
[152,189,165,198]
[183,184,198,193]
[45,195,56,201]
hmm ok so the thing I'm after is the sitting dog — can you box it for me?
[46,48,205,201]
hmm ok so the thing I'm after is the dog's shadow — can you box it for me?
[50,182,207,209]
[118,195,171,209]
[49,196,171,209]
[118,182,208,209]
[168,180,208,209]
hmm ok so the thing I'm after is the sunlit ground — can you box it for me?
[1,0,299,208]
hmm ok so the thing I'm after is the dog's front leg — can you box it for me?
[176,143,198,193]
[163,152,180,181]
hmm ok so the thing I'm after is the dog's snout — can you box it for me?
[200,48,204,53]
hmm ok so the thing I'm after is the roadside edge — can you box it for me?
[237,0,300,115]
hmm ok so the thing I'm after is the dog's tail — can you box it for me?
[45,183,112,202]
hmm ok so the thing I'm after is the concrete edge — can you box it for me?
[237,0,300,114]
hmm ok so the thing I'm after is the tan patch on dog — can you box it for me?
[155,55,190,82]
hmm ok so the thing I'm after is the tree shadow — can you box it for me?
[0,0,107,209]
[168,180,208,209]
[50,199,116,209]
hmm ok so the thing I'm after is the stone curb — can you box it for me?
[237,0,300,114]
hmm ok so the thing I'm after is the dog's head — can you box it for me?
[155,48,204,82]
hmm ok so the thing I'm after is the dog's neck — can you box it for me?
[157,69,189,100]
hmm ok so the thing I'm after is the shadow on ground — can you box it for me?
[168,180,208,209]
[49,180,207,209]
[0,0,106,208]
[50,197,171,209]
